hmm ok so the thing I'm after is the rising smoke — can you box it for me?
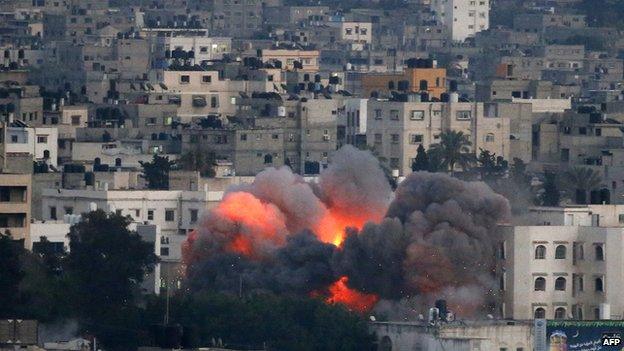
[183,145,510,317]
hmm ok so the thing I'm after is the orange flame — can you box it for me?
[315,211,379,247]
[325,276,379,313]
[213,192,288,258]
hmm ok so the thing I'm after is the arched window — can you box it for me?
[534,277,546,291]
[419,79,428,91]
[264,154,273,164]
[43,150,50,159]
[595,245,604,261]
[534,307,546,319]
[595,277,604,292]
[94,157,101,165]
[554,307,566,320]
[555,245,566,259]
[535,245,546,259]
[555,277,566,291]
[115,158,122,167]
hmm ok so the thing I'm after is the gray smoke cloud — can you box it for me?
[184,148,510,318]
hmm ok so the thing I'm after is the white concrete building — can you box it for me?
[153,35,232,65]
[40,188,224,264]
[30,218,164,294]
[431,0,490,42]
[371,320,532,351]
[499,205,624,321]
[341,98,368,146]
[4,121,58,167]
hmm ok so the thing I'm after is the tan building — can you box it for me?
[366,98,510,176]
[259,49,320,72]
[0,173,31,246]
[361,65,447,99]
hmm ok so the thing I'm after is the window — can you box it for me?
[595,277,604,292]
[391,134,400,144]
[555,245,566,259]
[165,209,175,222]
[535,245,546,259]
[485,133,495,142]
[11,135,18,143]
[202,75,212,83]
[147,209,154,221]
[190,209,198,223]
[240,133,247,141]
[555,277,566,291]
[374,109,382,120]
[456,111,471,120]
[264,154,273,164]
[595,245,604,261]
[50,206,57,220]
[390,110,399,120]
[554,307,566,320]
[71,115,81,125]
[410,134,423,144]
[134,209,140,218]
[534,308,546,319]
[410,110,424,120]
[534,277,546,291]
[160,247,169,256]
[64,207,74,215]
[180,75,190,83]
[37,135,48,143]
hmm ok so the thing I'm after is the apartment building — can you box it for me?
[366,97,510,175]
[0,172,31,246]
[499,205,624,320]
[40,188,224,265]
[431,0,489,41]
[3,120,58,167]
[360,62,447,99]
[259,49,320,72]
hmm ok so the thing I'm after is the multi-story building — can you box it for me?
[499,205,624,320]
[360,61,447,99]
[431,0,489,42]
[366,96,511,175]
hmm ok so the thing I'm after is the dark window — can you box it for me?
[165,210,175,222]
[554,307,566,319]
[534,277,546,291]
[190,209,198,223]
[595,245,604,261]
[595,277,604,292]
[160,247,169,256]
[555,277,566,291]
[534,308,545,319]
[535,245,546,259]
[555,245,566,259]
[147,210,154,220]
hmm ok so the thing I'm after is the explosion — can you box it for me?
[183,145,510,317]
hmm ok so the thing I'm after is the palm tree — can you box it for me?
[562,167,602,204]
[429,130,475,174]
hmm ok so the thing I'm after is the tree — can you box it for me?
[0,234,24,318]
[477,149,508,180]
[143,292,375,351]
[411,144,429,172]
[140,154,175,189]
[429,130,475,174]
[562,167,602,204]
[177,147,216,177]
[65,210,158,349]
[541,172,560,207]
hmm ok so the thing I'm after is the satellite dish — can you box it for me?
[369,316,376,322]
